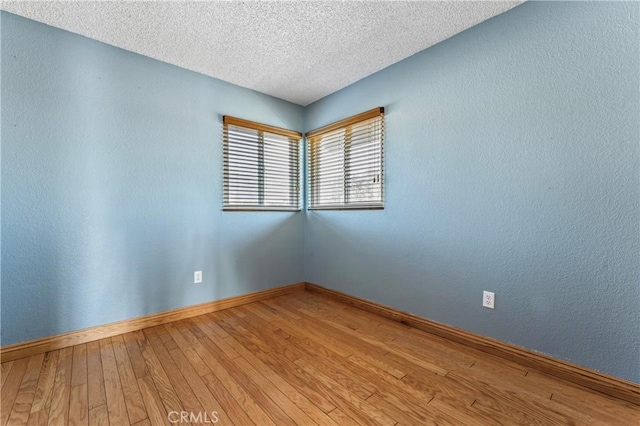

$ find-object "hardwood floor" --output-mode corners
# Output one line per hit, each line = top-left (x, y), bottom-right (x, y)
(2, 291), (639, 425)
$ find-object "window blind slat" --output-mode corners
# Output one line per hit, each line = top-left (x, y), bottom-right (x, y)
(225, 157), (298, 170)
(310, 160), (380, 176)
(225, 181), (298, 190)
(226, 146), (296, 160)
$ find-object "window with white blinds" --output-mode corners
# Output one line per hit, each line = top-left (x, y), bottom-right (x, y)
(307, 107), (384, 210)
(223, 116), (301, 211)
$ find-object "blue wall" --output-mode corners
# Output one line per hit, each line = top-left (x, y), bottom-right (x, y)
(1, 12), (305, 346)
(2, 2), (639, 384)
(305, 1), (639, 382)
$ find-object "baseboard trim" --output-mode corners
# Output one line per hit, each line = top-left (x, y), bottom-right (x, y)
(304, 282), (640, 406)
(1, 282), (305, 363)
(3, 280), (637, 405)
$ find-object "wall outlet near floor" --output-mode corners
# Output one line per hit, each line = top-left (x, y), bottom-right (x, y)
(483, 291), (495, 309)
(194, 270), (202, 284)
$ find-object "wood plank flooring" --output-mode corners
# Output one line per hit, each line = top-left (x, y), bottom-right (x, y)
(2, 291), (639, 425)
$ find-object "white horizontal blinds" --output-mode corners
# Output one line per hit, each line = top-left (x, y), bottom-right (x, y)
(308, 108), (384, 210)
(223, 117), (300, 211)
(346, 116), (383, 205)
(263, 132), (299, 208)
(309, 127), (346, 208)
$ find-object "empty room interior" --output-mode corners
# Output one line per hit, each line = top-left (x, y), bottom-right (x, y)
(1, 1), (639, 425)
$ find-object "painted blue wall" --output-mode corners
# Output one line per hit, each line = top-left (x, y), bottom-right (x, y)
(1, 12), (305, 346)
(304, 1), (640, 382)
(2, 2), (639, 384)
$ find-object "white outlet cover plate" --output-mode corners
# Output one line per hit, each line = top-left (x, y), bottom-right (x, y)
(194, 271), (202, 284)
(483, 291), (495, 309)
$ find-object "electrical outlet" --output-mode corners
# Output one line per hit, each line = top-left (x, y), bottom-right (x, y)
(483, 291), (495, 309)
(194, 270), (202, 284)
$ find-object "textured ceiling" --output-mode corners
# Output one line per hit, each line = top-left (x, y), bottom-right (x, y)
(1, 1), (523, 105)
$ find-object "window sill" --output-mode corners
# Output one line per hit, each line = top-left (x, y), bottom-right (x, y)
(223, 207), (301, 212)
(308, 206), (384, 211)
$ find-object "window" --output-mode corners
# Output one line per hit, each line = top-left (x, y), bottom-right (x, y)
(223, 116), (301, 211)
(307, 107), (384, 210)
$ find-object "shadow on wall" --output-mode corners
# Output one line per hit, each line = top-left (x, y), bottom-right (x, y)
(2, 210), (303, 347)
(304, 211), (640, 382)
(78, 211), (304, 338)
(1, 231), (66, 347)
(216, 212), (305, 295)
(306, 211), (440, 308)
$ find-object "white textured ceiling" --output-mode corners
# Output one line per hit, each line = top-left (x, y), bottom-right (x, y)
(1, 1), (523, 105)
